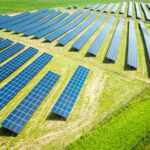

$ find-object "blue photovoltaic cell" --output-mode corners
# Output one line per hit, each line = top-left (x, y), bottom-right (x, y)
(0, 47), (38, 82)
(72, 14), (107, 51)
(106, 18), (124, 62)
(34, 10), (83, 38)
(140, 22), (150, 61)
(0, 9), (48, 29)
(0, 53), (53, 110)
(128, 2), (133, 17)
(0, 39), (14, 51)
(85, 4), (92, 9)
(45, 11), (90, 42)
(52, 65), (90, 119)
(120, 2), (127, 14)
(17, 10), (61, 34)
(141, 3), (150, 21)
(0, 43), (25, 63)
(90, 4), (100, 11)
(24, 12), (69, 36)
(104, 3), (114, 13)
(127, 20), (138, 69)
(111, 3), (120, 13)
(0, 37), (3, 41)
(97, 4), (106, 12)
(7, 10), (51, 32)
(58, 12), (98, 45)
(1, 71), (60, 134)
(147, 4), (150, 10)
(88, 16), (115, 56)
(135, 2), (142, 19)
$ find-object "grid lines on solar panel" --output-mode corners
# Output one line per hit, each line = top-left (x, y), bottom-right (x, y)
(72, 14), (107, 51)
(45, 11), (91, 42)
(57, 12), (98, 46)
(0, 43), (25, 63)
(34, 9), (83, 39)
(1, 71), (60, 134)
(24, 12), (69, 36)
(0, 53), (53, 110)
(52, 65), (90, 119)
(88, 16), (115, 56)
(0, 47), (38, 82)
(0, 39), (14, 51)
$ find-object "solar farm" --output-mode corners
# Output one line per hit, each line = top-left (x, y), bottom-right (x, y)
(0, 0), (150, 149)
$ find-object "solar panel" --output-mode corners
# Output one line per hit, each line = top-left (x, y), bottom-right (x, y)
(135, 2), (142, 19)
(0, 9), (48, 29)
(85, 4), (92, 9)
(1, 71), (60, 134)
(0, 43), (25, 63)
(104, 3), (114, 13)
(140, 22), (150, 61)
(52, 65), (89, 119)
(120, 2), (127, 14)
(7, 10), (52, 32)
(90, 4), (100, 11)
(0, 39), (14, 51)
(34, 10), (83, 39)
(24, 12), (69, 36)
(128, 2), (133, 17)
(72, 14), (106, 51)
(17, 10), (60, 34)
(0, 53), (53, 110)
(0, 37), (3, 41)
(127, 20), (138, 69)
(88, 16), (115, 56)
(147, 4), (150, 10)
(111, 3), (120, 13)
(106, 18), (124, 62)
(45, 11), (90, 42)
(97, 4), (106, 12)
(57, 12), (98, 46)
(141, 3), (150, 21)
(0, 47), (38, 82)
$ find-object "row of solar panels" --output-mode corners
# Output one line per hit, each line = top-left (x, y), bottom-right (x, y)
(0, 38), (90, 134)
(85, 2), (150, 20)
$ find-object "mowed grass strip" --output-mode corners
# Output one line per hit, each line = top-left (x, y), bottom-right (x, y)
(67, 86), (150, 150)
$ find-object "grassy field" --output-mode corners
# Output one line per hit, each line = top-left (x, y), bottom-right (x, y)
(0, 1), (150, 150)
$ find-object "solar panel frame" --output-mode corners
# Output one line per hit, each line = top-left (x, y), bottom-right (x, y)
(52, 65), (89, 119)
(0, 39), (14, 51)
(1, 71), (60, 134)
(0, 53), (53, 110)
(120, 2), (127, 14)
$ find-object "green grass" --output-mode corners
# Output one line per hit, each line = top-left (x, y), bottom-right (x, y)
(67, 86), (150, 150)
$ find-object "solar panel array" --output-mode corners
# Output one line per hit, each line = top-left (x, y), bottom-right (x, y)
(97, 4), (106, 12)
(52, 65), (89, 119)
(111, 3), (120, 13)
(45, 11), (90, 42)
(1, 71), (60, 134)
(85, 4), (92, 9)
(0, 47), (38, 82)
(88, 16), (115, 56)
(34, 9), (83, 38)
(7, 10), (52, 32)
(120, 2), (126, 14)
(140, 22), (150, 61)
(0, 43), (25, 63)
(0, 53), (52, 110)
(141, 3), (150, 21)
(0, 39), (14, 51)
(135, 2), (142, 19)
(72, 14), (107, 51)
(106, 18), (124, 62)
(104, 3), (114, 13)
(17, 10), (60, 34)
(128, 2), (133, 17)
(0, 37), (3, 41)
(90, 4), (100, 11)
(58, 12), (98, 46)
(127, 20), (138, 69)
(24, 12), (69, 36)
